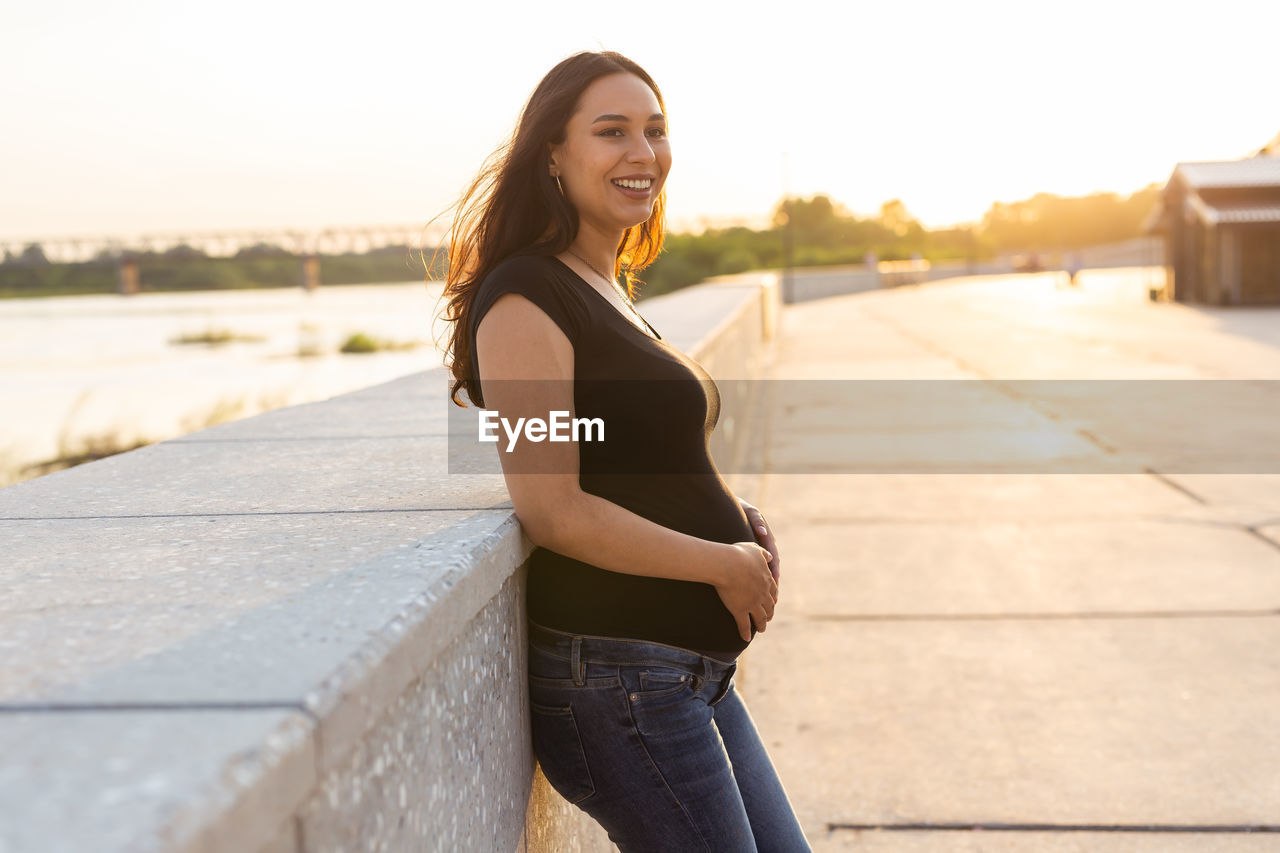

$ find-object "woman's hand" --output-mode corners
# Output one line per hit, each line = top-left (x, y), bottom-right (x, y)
(716, 541), (778, 642)
(739, 500), (781, 583)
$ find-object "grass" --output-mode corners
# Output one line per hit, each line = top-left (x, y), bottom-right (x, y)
(339, 332), (424, 354)
(15, 388), (295, 483)
(170, 328), (268, 346)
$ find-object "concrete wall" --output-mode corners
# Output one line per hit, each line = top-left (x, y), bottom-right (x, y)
(774, 261), (1008, 303)
(767, 238), (1166, 304)
(0, 274), (781, 853)
(776, 265), (881, 303)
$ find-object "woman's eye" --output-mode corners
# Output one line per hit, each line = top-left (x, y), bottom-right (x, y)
(599, 127), (668, 138)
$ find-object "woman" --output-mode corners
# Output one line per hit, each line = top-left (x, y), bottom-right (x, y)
(440, 50), (811, 851)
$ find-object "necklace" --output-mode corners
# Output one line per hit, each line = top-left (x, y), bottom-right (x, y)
(565, 248), (655, 336)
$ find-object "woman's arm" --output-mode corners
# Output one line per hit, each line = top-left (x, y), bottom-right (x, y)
(538, 489), (731, 587)
(475, 292), (776, 639)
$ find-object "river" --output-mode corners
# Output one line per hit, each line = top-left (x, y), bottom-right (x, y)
(0, 281), (451, 487)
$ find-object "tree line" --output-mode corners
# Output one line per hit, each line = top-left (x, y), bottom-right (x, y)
(2, 183), (1158, 299)
(637, 183), (1160, 296)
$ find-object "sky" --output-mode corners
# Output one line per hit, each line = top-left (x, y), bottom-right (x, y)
(3, 0), (1277, 244)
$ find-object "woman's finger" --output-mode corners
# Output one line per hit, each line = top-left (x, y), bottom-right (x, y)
(753, 518), (780, 569)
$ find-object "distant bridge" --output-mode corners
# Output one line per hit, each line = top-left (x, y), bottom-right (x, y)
(0, 223), (448, 294)
(0, 222), (445, 265)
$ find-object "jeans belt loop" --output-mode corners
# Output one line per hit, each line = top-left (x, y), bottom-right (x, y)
(570, 636), (584, 687)
(702, 656), (713, 688)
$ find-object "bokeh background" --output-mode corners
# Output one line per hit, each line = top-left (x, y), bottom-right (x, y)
(5, 0), (1276, 235)
(3, 0), (1277, 486)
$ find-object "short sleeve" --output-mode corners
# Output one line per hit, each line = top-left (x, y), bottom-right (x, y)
(468, 254), (588, 404)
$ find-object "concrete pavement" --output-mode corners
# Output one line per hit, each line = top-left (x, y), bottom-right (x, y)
(736, 268), (1280, 851)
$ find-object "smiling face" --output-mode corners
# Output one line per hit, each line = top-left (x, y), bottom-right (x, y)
(547, 72), (671, 234)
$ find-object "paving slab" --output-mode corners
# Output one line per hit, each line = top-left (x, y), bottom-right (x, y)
(739, 617), (1280, 833)
(819, 273), (1280, 381)
(765, 516), (1280, 617)
(1259, 521), (1280, 550)
(767, 425), (1109, 474)
(765, 377), (1280, 476)
(1152, 475), (1280, 518)
(774, 323), (970, 380)
(810, 831), (1280, 851)
(759, 473), (1200, 522)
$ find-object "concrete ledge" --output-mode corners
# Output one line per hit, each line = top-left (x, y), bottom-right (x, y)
(0, 274), (781, 852)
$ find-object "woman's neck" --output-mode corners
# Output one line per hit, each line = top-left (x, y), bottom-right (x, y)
(568, 222), (625, 280)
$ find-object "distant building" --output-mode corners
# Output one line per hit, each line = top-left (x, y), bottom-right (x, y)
(1144, 150), (1280, 305)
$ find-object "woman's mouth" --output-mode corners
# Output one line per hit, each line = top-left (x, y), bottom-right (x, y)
(611, 178), (653, 199)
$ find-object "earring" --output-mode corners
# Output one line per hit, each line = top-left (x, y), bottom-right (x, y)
(554, 174), (565, 197)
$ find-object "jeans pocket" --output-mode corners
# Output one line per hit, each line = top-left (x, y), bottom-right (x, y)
(636, 667), (696, 699)
(529, 701), (596, 805)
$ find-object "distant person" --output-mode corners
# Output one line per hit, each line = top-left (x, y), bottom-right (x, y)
(440, 50), (810, 850)
(1067, 251), (1083, 286)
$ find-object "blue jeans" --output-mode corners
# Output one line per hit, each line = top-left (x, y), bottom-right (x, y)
(526, 620), (812, 852)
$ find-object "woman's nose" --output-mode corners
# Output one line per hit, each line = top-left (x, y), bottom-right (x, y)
(628, 137), (656, 163)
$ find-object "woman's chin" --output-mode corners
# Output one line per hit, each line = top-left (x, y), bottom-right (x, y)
(584, 201), (657, 232)
(615, 205), (656, 229)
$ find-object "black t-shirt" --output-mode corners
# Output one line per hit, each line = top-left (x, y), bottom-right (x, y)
(467, 252), (756, 658)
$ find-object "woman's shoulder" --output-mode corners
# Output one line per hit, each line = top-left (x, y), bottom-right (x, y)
(482, 252), (563, 288)
(472, 252), (589, 342)
(481, 253), (589, 310)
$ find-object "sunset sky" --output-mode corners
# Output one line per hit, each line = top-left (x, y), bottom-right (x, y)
(3, 0), (1277, 242)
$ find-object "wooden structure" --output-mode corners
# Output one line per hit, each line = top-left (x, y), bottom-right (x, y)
(1145, 155), (1280, 305)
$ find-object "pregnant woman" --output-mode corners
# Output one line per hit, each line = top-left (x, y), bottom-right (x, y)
(440, 49), (811, 851)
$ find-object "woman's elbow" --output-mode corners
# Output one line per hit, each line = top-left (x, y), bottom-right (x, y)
(504, 474), (583, 550)
(512, 487), (583, 550)
(511, 502), (564, 550)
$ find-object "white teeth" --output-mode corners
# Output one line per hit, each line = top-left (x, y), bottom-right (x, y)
(612, 178), (652, 190)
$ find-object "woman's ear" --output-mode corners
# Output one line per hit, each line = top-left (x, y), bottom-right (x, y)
(546, 140), (564, 175)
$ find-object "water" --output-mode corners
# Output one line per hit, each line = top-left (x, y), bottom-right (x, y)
(0, 281), (453, 487)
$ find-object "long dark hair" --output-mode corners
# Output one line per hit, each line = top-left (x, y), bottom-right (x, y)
(430, 50), (668, 408)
